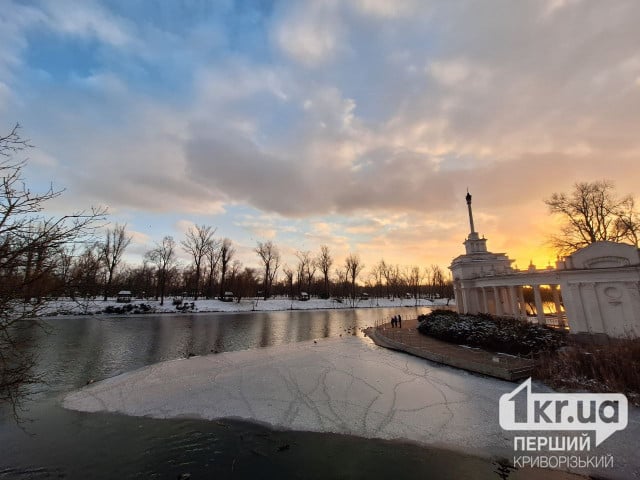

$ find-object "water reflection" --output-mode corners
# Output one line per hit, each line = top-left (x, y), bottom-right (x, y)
(22, 307), (427, 399)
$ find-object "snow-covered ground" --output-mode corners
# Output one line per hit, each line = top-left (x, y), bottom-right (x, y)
(39, 296), (454, 317)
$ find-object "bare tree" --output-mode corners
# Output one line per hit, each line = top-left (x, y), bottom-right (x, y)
(227, 259), (243, 302)
(204, 238), (222, 298)
(255, 241), (280, 300)
(616, 196), (640, 247)
(404, 266), (423, 306)
(55, 246), (75, 297)
(428, 264), (447, 300)
(218, 238), (235, 298)
(1, 124), (106, 419)
(306, 256), (317, 292)
(282, 264), (294, 298)
(296, 250), (314, 294)
(378, 260), (400, 299)
(146, 236), (176, 306)
(545, 180), (640, 254)
(70, 243), (103, 300)
(344, 253), (364, 303)
(315, 245), (333, 299)
(101, 224), (131, 301)
(125, 259), (155, 299)
(181, 225), (216, 300)
(231, 265), (256, 303)
(373, 259), (388, 298)
(333, 266), (348, 299)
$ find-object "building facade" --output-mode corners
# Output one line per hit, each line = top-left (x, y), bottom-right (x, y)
(449, 192), (640, 338)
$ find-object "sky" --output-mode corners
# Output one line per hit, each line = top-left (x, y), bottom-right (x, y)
(2, 0), (640, 276)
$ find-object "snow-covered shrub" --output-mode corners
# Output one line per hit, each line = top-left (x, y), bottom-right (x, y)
(417, 310), (565, 355)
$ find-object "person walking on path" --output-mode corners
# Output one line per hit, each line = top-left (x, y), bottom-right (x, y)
(398, 315), (402, 328)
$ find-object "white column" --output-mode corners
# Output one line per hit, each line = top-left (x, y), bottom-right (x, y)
(563, 282), (587, 333)
(481, 287), (489, 314)
(533, 285), (545, 325)
(493, 287), (503, 316)
(517, 286), (526, 319)
(473, 288), (482, 314)
(552, 285), (564, 327)
(502, 286), (511, 316)
(469, 288), (478, 314)
(624, 281), (640, 338)
(461, 286), (470, 314)
(508, 286), (519, 318)
(581, 282), (605, 334)
(454, 284), (463, 314)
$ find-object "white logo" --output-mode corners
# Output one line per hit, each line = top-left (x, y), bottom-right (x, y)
(499, 378), (628, 447)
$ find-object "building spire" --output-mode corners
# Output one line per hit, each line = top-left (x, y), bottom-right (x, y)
(462, 189), (488, 254)
(465, 189), (476, 235)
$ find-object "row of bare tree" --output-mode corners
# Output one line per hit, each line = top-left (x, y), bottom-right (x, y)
(8, 178), (639, 312)
(64, 227), (453, 306)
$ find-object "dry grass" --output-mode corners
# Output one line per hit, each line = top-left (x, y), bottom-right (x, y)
(534, 337), (640, 406)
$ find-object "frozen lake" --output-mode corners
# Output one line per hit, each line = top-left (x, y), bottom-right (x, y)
(1, 308), (632, 478)
(64, 335), (518, 456)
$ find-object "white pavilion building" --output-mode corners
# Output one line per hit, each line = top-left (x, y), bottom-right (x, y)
(449, 192), (640, 338)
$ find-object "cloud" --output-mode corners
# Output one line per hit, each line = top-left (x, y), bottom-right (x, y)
(234, 216), (280, 240)
(272, 1), (345, 67)
(350, 0), (421, 18)
(69, 72), (128, 95)
(542, 0), (584, 18)
(0, 81), (12, 113)
(17, 0), (640, 222)
(0, 0), (135, 80)
(427, 59), (492, 89)
(39, 0), (134, 47)
(0, 2), (46, 78)
(184, 122), (460, 217)
(4, 0), (640, 271)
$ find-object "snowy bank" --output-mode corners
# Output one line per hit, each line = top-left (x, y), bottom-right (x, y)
(39, 296), (453, 317)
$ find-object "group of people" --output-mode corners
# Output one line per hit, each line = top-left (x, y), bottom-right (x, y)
(390, 314), (402, 328)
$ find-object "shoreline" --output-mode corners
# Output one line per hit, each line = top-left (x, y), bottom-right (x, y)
(35, 297), (448, 321)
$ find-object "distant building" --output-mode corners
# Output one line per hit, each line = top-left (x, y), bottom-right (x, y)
(449, 192), (640, 338)
(116, 291), (132, 303)
(220, 291), (234, 302)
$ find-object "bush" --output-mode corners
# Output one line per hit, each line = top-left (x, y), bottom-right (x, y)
(417, 310), (565, 355)
(535, 338), (640, 405)
(104, 303), (151, 315)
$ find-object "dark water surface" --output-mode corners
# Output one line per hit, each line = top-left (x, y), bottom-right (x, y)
(0, 308), (584, 479)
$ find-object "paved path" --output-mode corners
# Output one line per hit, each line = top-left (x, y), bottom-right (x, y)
(368, 319), (535, 380)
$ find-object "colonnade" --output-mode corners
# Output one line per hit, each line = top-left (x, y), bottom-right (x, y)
(453, 282), (565, 327)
